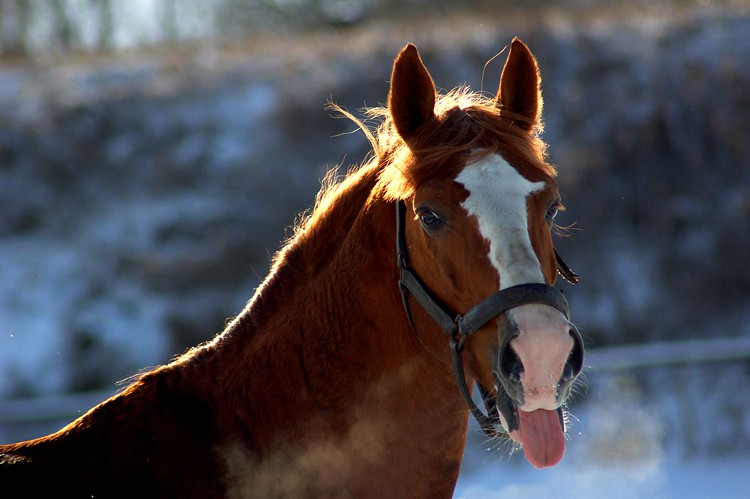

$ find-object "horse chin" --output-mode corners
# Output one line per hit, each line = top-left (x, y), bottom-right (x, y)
(494, 383), (520, 437)
(496, 405), (522, 444)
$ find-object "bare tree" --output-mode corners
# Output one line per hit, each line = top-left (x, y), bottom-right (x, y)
(1, 0), (31, 57)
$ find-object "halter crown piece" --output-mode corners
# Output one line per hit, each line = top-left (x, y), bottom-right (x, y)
(395, 200), (581, 437)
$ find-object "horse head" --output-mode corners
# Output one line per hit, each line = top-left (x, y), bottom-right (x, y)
(382, 39), (584, 468)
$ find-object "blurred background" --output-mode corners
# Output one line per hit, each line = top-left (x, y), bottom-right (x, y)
(1, 0), (749, 496)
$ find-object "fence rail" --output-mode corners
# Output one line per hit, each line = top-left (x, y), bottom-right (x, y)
(584, 336), (750, 371)
(0, 388), (117, 425)
(2, 336), (750, 426)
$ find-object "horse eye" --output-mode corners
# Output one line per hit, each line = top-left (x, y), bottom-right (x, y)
(418, 210), (443, 228)
(547, 204), (559, 221)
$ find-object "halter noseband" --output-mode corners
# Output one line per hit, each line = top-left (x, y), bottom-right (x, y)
(395, 200), (580, 437)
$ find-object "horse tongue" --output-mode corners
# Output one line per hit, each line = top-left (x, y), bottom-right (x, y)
(518, 409), (565, 469)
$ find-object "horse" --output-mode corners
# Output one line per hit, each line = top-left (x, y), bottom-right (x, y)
(0, 38), (583, 497)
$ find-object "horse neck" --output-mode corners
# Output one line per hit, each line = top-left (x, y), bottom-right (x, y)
(216, 163), (441, 409)
(200, 163), (470, 493)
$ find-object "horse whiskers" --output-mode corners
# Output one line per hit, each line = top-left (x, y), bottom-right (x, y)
(553, 221), (579, 239)
(561, 408), (583, 442)
(481, 433), (521, 464)
(568, 371), (590, 402)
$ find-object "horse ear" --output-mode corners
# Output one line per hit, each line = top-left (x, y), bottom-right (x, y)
(495, 38), (542, 133)
(388, 44), (437, 141)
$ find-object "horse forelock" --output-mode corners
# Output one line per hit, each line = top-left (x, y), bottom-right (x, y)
(373, 87), (555, 200)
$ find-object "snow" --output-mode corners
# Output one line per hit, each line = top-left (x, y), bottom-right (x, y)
(0, 215), (172, 397)
(0, 239), (77, 395)
(456, 454), (750, 499)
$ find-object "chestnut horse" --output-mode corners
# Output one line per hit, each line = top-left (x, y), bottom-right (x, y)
(0, 39), (583, 497)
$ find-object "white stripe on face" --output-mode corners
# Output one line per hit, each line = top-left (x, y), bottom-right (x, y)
(458, 154), (574, 418)
(456, 154), (545, 290)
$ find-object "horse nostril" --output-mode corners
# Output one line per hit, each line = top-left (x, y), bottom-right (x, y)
(561, 362), (574, 383)
(558, 326), (584, 401)
(566, 323), (585, 379)
(499, 339), (524, 383)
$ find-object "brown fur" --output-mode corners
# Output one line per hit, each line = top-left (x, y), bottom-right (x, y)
(0, 39), (564, 497)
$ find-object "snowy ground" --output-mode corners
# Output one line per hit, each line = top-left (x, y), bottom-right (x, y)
(456, 450), (750, 499)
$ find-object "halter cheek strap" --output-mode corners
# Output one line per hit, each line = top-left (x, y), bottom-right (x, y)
(395, 200), (580, 437)
(555, 248), (580, 284)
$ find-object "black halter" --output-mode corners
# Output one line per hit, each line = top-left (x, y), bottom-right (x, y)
(395, 200), (579, 437)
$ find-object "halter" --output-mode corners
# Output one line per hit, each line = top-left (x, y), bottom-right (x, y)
(395, 200), (580, 437)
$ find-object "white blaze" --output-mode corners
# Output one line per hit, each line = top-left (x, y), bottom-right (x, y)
(457, 153), (573, 415)
(456, 154), (545, 289)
